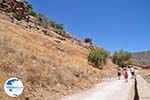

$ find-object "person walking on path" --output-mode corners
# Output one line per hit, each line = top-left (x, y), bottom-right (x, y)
(123, 68), (128, 82)
(117, 67), (122, 80)
(130, 66), (135, 79)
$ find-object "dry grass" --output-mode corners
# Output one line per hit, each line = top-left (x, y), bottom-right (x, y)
(0, 16), (117, 100)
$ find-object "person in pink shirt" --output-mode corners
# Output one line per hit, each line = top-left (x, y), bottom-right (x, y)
(123, 68), (128, 82)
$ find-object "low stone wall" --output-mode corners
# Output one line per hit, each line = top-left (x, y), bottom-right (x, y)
(136, 75), (150, 100)
(128, 79), (135, 100)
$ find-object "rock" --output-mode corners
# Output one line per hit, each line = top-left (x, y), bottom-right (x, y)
(57, 36), (66, 41)
(25, 97), (30, 100)
(42, 29), (47, 34)
(56, 47), (65, 53)
(63, 92), (67, 95)
(27, 21), (35, 29)
(0, 0), (30, 20)
(54, 39), (62, 44)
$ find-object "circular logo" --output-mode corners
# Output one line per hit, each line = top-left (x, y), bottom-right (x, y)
(4, 77), (24, 97)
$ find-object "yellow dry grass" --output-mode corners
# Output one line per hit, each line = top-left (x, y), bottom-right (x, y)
(0, 17), (117, 100)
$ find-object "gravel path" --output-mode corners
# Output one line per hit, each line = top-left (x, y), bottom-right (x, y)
(61, 72), (135, 100)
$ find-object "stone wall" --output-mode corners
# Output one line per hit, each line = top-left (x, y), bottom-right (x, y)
(0, 0), (29, 19)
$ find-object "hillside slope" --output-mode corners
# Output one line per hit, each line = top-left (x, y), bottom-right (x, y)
(132, 51), (150, 67)
(0, 13), (117, 100)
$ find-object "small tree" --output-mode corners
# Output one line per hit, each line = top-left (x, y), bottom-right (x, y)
(37, 13), (49, 28)
(48, 20), (56, 28)
(48, 20), (69, 37)
(55, 24), (64, 30)
(48, 20), (64, 30)
(29, 9), (37, 17)
(12, 13), (22, 21)
(112, 49), (132, 67)
(84, 38), (92, 43)
(26, 2), (37, 17)
(56, 29), (70, 38)
(37, 13), (68, 37)
(88, 48), (109, 68)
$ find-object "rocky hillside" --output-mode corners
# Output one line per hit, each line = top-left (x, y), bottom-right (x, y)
(132, 51), (150, 67)
(0, 1), (117, 100)
(0, 0), (29, 19)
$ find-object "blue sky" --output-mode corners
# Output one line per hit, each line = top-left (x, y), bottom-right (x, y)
(28, 0), (150, 53)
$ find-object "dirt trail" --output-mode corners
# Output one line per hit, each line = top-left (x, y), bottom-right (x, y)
(61, 72), (135, 100)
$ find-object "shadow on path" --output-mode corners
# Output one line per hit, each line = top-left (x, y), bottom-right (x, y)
(134, 77), (139, 100)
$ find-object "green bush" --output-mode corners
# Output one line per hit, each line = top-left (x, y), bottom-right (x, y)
(29, 10), (37, 17)
(12, 13), (22, 21)
(56, 29), (70, 38)
(112, 49), (132, 67)
(26, 3), (36, 17)
(88, 48), (109, 68)
(48, 20), (64, 30)
(55, 24), (64, 30)
(36, 13), (68, 37)
(48, 20), (69, 37)
(37, 13), (49, 28)
(84, 38), (92, 43)
(48, 20), (56, 28)
(37, 13), (65, 31)
(27, 3), (33, 9)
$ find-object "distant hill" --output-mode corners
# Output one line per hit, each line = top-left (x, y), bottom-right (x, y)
(132, 51), (150, 66)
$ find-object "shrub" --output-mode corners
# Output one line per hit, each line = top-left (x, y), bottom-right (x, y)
(55, 29), (70, 38)
(29, 10), (37, 17)
(37, 13), (49, 28)
(48, 20), (56, 28)
(37, 13), (68, 37)
(112, 49), (132, 67)
(26, 2), (37, 17)
(55, 24), (64, 30)
(84, 38), (92, 43)
(12, 13), (22, 21)
(48, 20), (69, 37)
(27, 3), (33, 9)
(88, 48), (109, 68)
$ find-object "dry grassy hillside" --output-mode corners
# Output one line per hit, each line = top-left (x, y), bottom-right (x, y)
(0, 14), (117, 100)
(132, 51), (150, 67)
